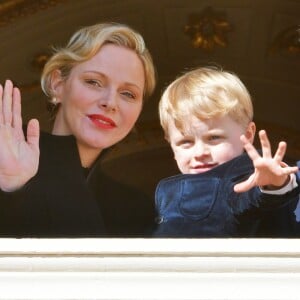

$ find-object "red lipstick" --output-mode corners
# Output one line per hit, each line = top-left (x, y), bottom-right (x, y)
(88, 114), (116, 129)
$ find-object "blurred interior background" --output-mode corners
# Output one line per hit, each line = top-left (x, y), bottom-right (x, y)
(0, 0), (299, 198)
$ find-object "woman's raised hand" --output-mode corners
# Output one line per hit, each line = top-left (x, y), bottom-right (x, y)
(234, 130), (299, 193)
(0, 80), (40, 192)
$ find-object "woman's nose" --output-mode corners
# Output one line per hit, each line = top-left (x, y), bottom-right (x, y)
(98, 88), (118, 112)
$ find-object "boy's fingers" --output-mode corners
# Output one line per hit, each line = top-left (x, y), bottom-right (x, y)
(233, 173), (255, 193)
(234, 179), (253, 193)
(241, 135), (260, 161)
(283, 166), (299, 175)
(259, 130), (272, 158)
(273, 141), (287, 162)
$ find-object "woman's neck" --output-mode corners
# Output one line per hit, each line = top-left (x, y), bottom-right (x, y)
(77, 142), (102, 168)
(51, 113), (102, 167)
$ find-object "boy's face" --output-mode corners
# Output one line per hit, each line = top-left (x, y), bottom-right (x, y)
(168, 115), (254, 174)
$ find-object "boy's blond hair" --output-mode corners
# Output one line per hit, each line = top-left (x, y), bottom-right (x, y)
(159, 66), (253, 140)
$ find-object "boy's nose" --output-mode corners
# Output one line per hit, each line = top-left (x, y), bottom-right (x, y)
(194, 142), (210, 158)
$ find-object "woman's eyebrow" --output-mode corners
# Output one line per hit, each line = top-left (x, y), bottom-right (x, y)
(83, 70), (142, 91)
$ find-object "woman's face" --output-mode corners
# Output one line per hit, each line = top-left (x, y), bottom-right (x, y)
(53, 44), (145, 159)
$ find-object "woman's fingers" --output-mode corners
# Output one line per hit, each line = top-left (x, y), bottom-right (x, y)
(12, 86), (22, 133)
(0, 80), (24, 138)
(0, 80), (24, 141)
(3, 80), (13, 125)
(26, 119), (40, 152)
(0, 84), (3, 124)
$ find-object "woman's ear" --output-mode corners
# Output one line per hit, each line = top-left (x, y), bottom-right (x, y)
(50, 69), (64, 102)
(244, 121), (256, 144)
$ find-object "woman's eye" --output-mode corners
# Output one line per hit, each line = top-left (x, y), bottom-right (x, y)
(121, 91), (136, 100)
(86, 79), (101, 87)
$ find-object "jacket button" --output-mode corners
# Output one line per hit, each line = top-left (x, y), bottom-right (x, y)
(155, 216), (164, 224)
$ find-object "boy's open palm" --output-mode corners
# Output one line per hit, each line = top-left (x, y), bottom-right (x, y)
(234, 130), (298, 193)
(0, 80), (40, 192)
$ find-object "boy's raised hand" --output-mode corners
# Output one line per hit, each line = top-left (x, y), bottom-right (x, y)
(234, 130), (298, 193)
(0, 80), (40, 192)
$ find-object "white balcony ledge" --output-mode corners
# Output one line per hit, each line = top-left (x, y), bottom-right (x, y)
(0, 238), (300, 300)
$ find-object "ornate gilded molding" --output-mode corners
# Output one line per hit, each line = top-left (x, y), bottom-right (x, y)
(269, 25), (300, 56)
(18, 52), (51, 93)
(184, 6), (232, 51)
(31, 52), (51, 72)
(0, 0), (66, 27)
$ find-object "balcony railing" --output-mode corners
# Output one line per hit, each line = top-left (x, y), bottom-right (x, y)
(0, 238), (300, 299)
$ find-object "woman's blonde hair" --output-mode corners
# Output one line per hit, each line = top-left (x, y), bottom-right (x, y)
(159, 66), (253, 140)
(41, 22), (156, 109)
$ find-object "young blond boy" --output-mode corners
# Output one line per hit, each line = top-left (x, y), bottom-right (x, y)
(153, 67), (299, 237)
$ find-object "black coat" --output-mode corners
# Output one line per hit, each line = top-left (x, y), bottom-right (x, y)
(0, 131), (155, 237)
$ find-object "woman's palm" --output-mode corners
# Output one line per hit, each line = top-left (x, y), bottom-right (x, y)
(0, 81), (40, 192)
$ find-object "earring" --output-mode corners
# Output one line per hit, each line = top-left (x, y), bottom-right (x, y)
(52, 97), (58, 105)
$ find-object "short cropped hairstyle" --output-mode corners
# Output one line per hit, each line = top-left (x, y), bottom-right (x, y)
(159, 66), (253, 141)
(41, 22), (156, 104)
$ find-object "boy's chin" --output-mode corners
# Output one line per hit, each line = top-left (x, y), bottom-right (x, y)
(188, 166), (217, 174)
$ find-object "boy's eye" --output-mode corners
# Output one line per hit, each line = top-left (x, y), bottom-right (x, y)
(177, 139), (193, 147)
(209, 135), (221, 140)
(207, 135), (224, 143)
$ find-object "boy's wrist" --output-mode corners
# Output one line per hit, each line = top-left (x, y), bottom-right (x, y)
(262, 175), (290, 191)
(260, 174), (297, 195)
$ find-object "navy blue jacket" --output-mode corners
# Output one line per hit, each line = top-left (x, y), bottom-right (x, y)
(152, 153), (300, 237)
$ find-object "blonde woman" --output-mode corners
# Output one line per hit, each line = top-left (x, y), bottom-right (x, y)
(0, 23), (156, 237)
